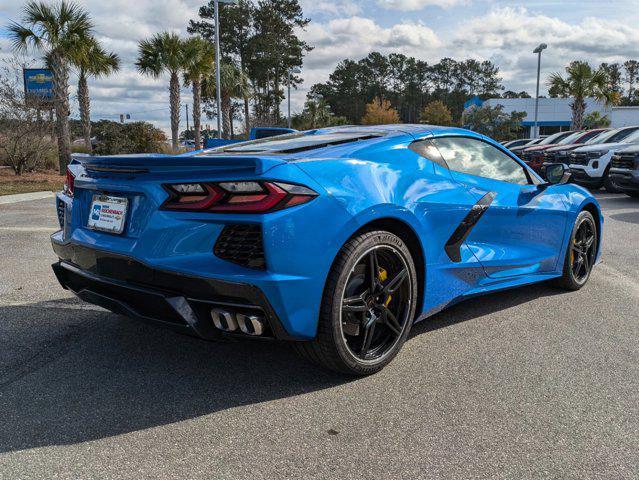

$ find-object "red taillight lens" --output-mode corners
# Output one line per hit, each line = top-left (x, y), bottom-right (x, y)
(161, 181), (318, 213)
(64, 168), (75, 197)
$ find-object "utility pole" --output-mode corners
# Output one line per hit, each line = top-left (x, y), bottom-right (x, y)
(213, 1), (238, 139)
(287, 67), (301, 129)
(533, 43), (547, 138)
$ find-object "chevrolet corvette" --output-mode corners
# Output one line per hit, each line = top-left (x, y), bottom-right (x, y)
(52, 125), (603, 375)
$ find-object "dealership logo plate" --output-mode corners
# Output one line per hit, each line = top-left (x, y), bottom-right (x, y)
(87, 195), (128, 234)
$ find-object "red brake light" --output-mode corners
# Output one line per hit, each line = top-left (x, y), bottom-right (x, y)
(161, 181), (318, 213)
(64, 168), (75, 197)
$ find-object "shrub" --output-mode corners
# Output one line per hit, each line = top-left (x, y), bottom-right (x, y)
(420, 100), (454, 126)
(361, 98), (400, 125)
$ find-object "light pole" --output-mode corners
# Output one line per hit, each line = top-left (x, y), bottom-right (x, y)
(288, 67), (301, 129)
(533, 43), (547, 138)
(213, 0), (237, 139)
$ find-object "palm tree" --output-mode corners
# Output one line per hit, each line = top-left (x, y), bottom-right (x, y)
(74, 37), (119, 151)
(182, 37), (214, 150)
(136, 32), (184, 150)
(8, 0), (94, 174)
(548, 62), (621, 130)
(204, 62), (250, 140)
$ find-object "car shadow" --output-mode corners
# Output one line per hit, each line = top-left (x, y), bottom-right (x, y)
(608, 211), (639, 225)
(0, 283), (566, 453)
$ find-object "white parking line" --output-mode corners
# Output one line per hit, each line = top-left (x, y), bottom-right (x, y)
(0, 227), (59, 233)
(0, 191), (54, 205)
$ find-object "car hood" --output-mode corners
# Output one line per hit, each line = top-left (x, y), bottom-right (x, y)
(614, 144), (639, 154)
(523, 143), (562, 152)
(545, 143), (585, 153)
(572, 141), (633, 152)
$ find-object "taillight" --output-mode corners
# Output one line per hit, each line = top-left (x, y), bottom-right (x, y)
(161, 181), (318, 213)
(64, 167), (75, 197)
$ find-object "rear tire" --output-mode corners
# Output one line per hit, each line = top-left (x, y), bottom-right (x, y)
(295, 231), (418, 375)
(553, 211), (597, 291)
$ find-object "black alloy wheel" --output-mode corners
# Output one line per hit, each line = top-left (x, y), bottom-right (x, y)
(554, 210), (598, 291)
(340, 246), (412, 363)
(570, 215), (597, 285)
(295, 231), (418, 375)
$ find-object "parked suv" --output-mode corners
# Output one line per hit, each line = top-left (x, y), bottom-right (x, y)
(508, 137), (544, 157)
(569, 126), (639, 192)
(609, 144), (639, 198)
(521, 130), (578, 174)
(542, 129), (608, 167)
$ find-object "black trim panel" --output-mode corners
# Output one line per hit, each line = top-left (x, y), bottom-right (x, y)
(51, 240), (297, 341)
(445, 192), (496, 263)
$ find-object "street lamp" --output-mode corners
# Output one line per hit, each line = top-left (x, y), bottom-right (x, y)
(532, 43), (547, 138)
(288, 67), (301, 129)
(213, 0), (237, 139)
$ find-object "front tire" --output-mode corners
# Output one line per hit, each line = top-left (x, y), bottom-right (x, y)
(553, 211), (598, 291)
(604, 168), (622, 193)
(295, 231), (418, 375)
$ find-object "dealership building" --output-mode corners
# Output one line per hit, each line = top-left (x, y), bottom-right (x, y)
(474, 97), (639, 137)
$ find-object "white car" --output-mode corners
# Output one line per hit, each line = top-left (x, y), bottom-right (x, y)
(569, 126), (639, 191)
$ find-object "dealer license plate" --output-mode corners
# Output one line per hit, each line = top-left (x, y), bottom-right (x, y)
(87, 195), (128, 234)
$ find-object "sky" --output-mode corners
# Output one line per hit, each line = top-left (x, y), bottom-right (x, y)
(2, 0), (639, 133)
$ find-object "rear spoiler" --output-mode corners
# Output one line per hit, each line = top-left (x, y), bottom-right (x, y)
(77, 154), (287, 176)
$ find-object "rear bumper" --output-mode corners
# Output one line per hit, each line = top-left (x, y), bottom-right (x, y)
(51, 239), (299, 341)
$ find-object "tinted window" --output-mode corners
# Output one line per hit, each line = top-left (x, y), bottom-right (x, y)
(608, 127), (639, 143)
(200, 131), (384, 155)
(432, 137), (530, 185)
(538, 131), (574, 145)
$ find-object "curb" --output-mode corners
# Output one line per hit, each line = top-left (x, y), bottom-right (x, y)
(0, 191), (54, 205)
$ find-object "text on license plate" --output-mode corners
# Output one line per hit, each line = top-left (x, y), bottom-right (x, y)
(87, 195), (128, 234)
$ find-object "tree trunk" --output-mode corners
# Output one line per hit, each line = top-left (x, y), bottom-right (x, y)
(169, 71), (180, 150)
(222, 94), (231, 140)
(78, 70), (92, 151)
(244, 96), (250, 140)
(229, 104), (234, 139)
(571, 97), (586, 130)
(50, 52), (71, 175)
(192, 77), (202, 150)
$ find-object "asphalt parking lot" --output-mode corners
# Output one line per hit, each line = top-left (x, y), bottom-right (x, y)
(0, 193), (637, 479)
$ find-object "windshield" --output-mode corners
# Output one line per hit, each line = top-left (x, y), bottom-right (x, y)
(538, 131), (572, 145)
(557, 131), (584, 145)
(199, 131), (384, 155)
(620, 129), (639, 144)
(588, 127), (639, 144)
(586, 129), (619, 144)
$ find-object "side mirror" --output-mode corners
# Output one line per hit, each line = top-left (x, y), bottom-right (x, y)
(544, 163), (571, 185)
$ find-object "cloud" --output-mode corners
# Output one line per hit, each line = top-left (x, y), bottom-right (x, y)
(377, 0), (468, 11)
(302, 16), (442, 68)
(451, 7), (639, 92)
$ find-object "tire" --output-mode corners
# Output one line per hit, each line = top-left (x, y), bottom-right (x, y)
(604, 168), (622, 193)
(553, 210), (598, 291)
(626, 192), (639, 198)
(295, 231), (418, 375)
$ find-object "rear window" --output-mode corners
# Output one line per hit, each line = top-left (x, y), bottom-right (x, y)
(199, 131), (384, 155)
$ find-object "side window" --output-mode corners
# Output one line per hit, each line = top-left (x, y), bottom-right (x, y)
(408, 140), (447, 168)
(432, 137), (530, 185)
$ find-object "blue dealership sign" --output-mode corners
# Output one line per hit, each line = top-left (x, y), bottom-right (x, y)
(23, 68), (54, 100)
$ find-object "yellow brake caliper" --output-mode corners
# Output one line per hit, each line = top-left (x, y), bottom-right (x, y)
(378, 268), (392, 306)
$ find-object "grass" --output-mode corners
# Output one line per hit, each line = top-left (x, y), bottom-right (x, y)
(0, 169), (64, 196)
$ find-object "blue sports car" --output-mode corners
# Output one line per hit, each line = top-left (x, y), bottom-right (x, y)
(52, 125), (602, 375)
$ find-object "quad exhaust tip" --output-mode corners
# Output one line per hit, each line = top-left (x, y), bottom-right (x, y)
(210, 308), (265, 336)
